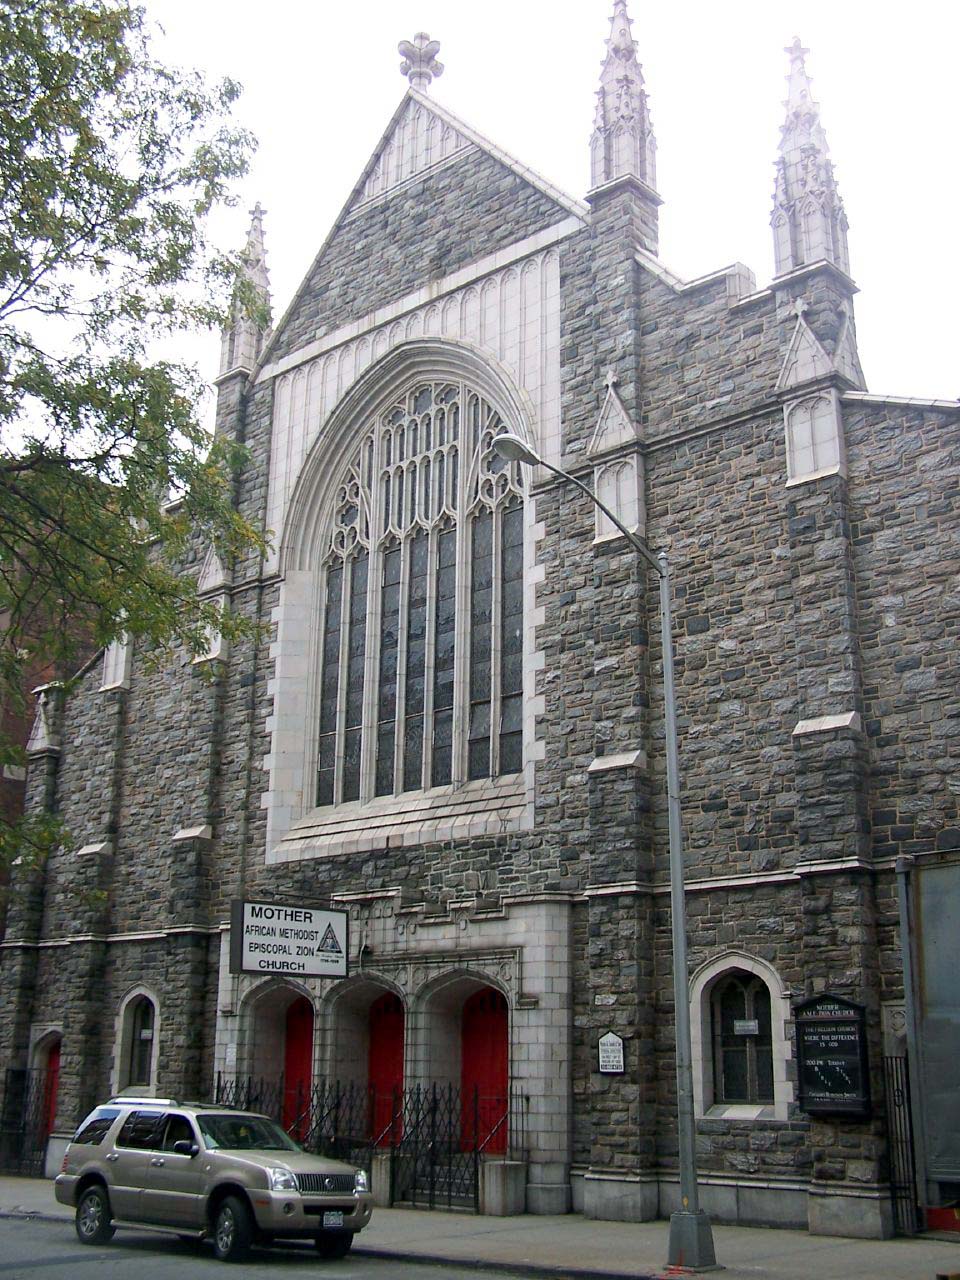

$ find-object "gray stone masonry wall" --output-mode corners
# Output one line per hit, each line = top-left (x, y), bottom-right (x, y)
(846, 404), (960, 862)
(640, 412), (796, 883)
(267, 148), (573, 367)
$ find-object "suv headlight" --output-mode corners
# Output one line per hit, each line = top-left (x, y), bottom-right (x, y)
(267, 1166), (299, 1192)
(354, 1168), (369, 1194)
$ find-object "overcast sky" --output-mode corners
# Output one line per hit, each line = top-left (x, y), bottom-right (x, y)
(145, 0), (957, 404)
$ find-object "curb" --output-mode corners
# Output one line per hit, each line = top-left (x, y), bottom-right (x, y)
(354, 1245), (662, 1280)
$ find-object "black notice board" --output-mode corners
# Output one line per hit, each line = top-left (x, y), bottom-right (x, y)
(794, 994), (871, 1118)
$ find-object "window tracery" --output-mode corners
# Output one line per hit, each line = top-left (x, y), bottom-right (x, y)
(316, 379), (524, 808)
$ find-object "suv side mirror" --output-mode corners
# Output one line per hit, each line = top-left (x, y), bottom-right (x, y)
(173, 1140), (199, 1157)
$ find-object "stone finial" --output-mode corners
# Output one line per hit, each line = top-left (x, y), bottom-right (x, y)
(399, 33), (443, 92)
(589, 0), (657, 192)
(219, 203), (272, 378)
(771, 38), (850, 277)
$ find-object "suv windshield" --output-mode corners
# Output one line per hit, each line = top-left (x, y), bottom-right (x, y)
(196, 1113), (300, 1152)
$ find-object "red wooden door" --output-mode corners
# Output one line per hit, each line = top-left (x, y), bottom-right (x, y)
(461, 988), (508, 1153)
(42, 1040), (61, 1137)
(368, 992), (404, 1143)
(282, 996), (314, 1138)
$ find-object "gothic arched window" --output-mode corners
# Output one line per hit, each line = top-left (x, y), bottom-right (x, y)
(124, 996), (156, 1089)
(711, 971), (773, 1105)
(315, 379), (524, 808)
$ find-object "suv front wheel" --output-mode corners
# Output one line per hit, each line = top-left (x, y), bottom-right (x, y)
(213, 1195), (254, 1262)
(75, 1184), (115, 1246)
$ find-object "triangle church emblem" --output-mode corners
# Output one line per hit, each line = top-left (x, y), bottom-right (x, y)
(317, 924), (343, 956)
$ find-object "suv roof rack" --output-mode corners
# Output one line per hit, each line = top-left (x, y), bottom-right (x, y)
(107, 1096), (180, 1107)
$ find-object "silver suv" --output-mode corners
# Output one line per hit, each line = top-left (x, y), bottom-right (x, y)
(54, 1097), (374, 1261)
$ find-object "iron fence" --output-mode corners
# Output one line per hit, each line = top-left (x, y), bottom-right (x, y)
(882, 1055), (919, 1235)
(0, 1067), (50, 1177)
(215, 1074), (524, 1210)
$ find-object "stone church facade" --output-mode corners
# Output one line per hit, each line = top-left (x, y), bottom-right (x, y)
(2, 5), (959, 1240)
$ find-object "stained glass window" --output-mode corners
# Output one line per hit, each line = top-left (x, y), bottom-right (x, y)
(317, 380), (524, 807)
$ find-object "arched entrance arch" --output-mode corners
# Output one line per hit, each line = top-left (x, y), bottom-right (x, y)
(326, 978), (405, 1142)
(461, 987), (508, 1153)
(33, 1031), (61, 1137)
(242, 981), (315, 1134)
(414, 973), (509, 1154)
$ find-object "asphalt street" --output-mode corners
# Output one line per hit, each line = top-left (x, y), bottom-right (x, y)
(0, 1215), (508, 1280)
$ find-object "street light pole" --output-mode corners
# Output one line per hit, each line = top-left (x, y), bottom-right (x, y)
(492, 433), (716, 1270)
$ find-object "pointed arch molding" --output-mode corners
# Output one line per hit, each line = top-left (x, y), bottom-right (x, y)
(281, 339), (537, 576)
(688, 950), (794, 1122)
(265, 338), (544, 859)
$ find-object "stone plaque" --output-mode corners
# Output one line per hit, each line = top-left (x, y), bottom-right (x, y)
(794, 994), (870, 1118)
(598, 1031), (625, 1075)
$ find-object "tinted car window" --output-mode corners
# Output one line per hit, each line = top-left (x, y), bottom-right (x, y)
(73, 1109), (121, 1145)
(197, 1113), (299, 1151)
(161, 1114), (196, 1150)
(117, 1110), (165, 1150)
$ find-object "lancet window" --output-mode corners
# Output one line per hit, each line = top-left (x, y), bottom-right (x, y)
(316, 379), (524, 808)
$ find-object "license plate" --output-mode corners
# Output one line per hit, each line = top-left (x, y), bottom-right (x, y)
(323, 1211), (344, 1228)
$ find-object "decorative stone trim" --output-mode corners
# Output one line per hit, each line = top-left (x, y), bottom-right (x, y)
(586, 750), (647, 773)
(792, 711), (861, 736)
(795, 857), (872, 878)
(172, 825), (213, 844)
(258, 217), (580, 384)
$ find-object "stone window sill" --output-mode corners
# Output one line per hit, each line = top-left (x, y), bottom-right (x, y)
(268, 773), (529, 864)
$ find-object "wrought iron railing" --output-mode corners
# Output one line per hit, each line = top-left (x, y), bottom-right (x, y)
(0, 1067), (51, 1177)
(214, 1074), (524, 1211)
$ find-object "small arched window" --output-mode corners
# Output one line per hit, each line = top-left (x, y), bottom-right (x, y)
(711, 971), (773, 1105)
(125, 996), (156, 1089)
(785, 394), (841, 481)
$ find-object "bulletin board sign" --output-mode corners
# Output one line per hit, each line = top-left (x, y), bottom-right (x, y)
(794, 994), (870, 1118)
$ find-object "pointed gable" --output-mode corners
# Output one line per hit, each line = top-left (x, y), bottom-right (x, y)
(776, 310), (833, 392)
(259, 88), (586, 373)
(349, 97), (473, 213)
(588, 380), (640, 456)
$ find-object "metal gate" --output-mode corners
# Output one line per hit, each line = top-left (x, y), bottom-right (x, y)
(0, 1067), (50, 1177)
(215, 1075), (522, 1211)
(883, 1055), (919, 1235)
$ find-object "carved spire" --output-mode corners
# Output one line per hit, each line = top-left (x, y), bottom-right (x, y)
(219, 203), (272, 378)
(399, 33), (443, 92)
(590, 0), (657, 192)
(771, 39), (850, 277)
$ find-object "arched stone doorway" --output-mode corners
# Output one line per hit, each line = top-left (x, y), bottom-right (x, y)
(34, 1033), (61, 1137)
(283, 996), (314, 1136)
(328, 980), (405, 1142)
(369, 992), (404, 1142)
(415, 976), (510, 1153)
(244, 983), (314, 1134)
(461, 988), (508, 1153)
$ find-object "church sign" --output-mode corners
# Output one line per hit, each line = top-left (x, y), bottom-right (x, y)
(598, 1031), (625, 1075)
(794, 994), (870, 1118)
(230, 900), (349, 978)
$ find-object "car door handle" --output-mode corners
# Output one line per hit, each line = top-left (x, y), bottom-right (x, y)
(106, 1153), (119, 1162)
(150, 1157), (165, 1167)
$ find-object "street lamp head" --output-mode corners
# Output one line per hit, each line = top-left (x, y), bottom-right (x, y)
(491, 432), (541, 467)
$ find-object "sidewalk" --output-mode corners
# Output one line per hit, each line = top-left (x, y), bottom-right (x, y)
(2, 1174), (960, 1279)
